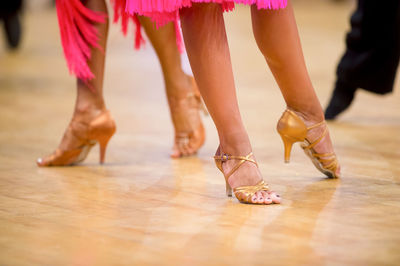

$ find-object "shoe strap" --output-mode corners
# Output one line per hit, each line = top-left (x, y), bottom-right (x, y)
(312, 152), (335, 158)
(213, 152), (258, 180)
(324, 160), (338, 171)
(67, 120), (89, 142)
(233, 180), (270, 203)
(307, 120), (326, 130)
(303, 126), (328, 150)
(304, 120), (339, 172)
(234, 180), (269, 194)
(312, 151), (338, 171)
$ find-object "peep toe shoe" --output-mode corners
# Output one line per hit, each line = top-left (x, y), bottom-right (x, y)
(170, 77), (206, 158)
(214, 147), (279, 205)
(37, 110), (116, 166)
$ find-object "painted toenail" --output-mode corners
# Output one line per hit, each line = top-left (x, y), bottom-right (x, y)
(37, 158), (42, 163)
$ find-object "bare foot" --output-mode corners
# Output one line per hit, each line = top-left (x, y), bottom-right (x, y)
(168, 76), (206, 158)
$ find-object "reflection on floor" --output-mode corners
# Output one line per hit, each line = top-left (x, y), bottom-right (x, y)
(0, 0), (399, 265)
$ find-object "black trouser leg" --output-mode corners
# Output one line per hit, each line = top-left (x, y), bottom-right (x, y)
(325, 0), (400, 120)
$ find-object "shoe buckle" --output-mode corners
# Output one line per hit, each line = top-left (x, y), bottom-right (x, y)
(221, 154), (229, 161)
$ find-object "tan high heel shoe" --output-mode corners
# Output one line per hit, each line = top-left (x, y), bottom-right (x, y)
(37, 110), (116, 166)
(277, 109), (340, 178)
(170, 77), (206, 158)
(214, 147), (277, 204)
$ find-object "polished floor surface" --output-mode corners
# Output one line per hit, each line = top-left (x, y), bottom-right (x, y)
(0, 0), (400, 265)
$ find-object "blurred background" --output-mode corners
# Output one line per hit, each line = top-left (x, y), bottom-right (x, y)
(1, 0), (398, 162)
(0, 0), (400, 265)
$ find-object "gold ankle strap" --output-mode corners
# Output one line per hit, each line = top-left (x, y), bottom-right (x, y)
(306, 120), (326, 130)
(214, 152), (258, 179)
(304, 126), (328, 150)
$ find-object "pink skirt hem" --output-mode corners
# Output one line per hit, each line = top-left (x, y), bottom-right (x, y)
(126, 0), (287, 26)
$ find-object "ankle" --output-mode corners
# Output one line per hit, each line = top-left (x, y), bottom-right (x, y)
(219, 132), (252, 156)
(74, 101), (106, 118)
(288, 106), (324, 125)
(165, 74), (193, 99)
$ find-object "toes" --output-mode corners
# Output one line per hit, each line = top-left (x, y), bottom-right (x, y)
(251, 191), (281, 204)
(252, 191), (274, 204)
(36, 157), (50, 167)
(335, 165), (341, 178)
(243, 191), (278, 205)
(264, 196), (273, 204)
(179, 142), (191, 157)
(257, 191), (270, 204)
(174, 127), (204, 158)
(185, 137), (203, 157)
(268, 191), (281, 204)
(251, 194), (259, 203)
(260, 191), (268, 202)
(176, 137), (198, 157)
(172, 139), (189, 158)
(36, 157), (45, 166)
(170, 145), (181, 158)
(256, 191), (265, 204)
(185, 145), (196, 156)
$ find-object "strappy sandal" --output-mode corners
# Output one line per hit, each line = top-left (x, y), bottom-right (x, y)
(277, 109), (340, 178)
(37, 110), (116, 166)
(214, 147), (279, 204)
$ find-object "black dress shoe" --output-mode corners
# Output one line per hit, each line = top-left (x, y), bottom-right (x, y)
(3, 13), (21, 49)
(325, 81), (357, 120)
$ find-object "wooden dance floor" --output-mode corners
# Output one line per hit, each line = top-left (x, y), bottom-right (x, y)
(1, 0), (399, 265)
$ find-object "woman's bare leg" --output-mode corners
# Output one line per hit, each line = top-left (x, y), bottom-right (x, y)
(138, 17), (205, 158)
(74, 0), (108, 117)
(251, 3), (340, 176)
(37, 0), (109, 166)
(180, 3), (280, 204)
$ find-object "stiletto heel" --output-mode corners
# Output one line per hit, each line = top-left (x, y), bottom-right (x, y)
(90, 111), (116, 164)
(98, 135), (111, 164)
(277, 109), (340, 178)
(225, 181), (233, 197)
(214, 147), (277, 205)
(37, 110), (116, 167)
(278, 134), (296, 163)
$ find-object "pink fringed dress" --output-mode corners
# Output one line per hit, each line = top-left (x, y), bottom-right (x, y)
(56, 0), (286, 83)
(126, 0), (287, 27)
(56, 0), (147, 83)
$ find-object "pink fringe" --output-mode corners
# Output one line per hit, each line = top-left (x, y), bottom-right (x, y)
(174, 19), (185, 53)
(112, 0), (145, 49)
(57, 0), (274, 82)
(113, 0), (184, 53)
(126, 0), (287, 27)
(114, 0), (184, 52)
(56, 0), (106, 82)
